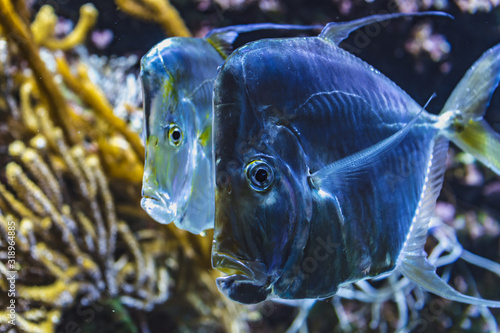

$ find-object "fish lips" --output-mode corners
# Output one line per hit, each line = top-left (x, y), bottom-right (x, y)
(216, 275), (269, 304)
(213, 252), (270, 304)
(140, 194), (177, 225)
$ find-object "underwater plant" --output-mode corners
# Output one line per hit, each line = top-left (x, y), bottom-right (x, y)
(0, 1), (246, 332)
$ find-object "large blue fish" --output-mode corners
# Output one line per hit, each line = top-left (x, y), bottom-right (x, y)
(140, 24), (322, 234)
(212, 13), (500, 305)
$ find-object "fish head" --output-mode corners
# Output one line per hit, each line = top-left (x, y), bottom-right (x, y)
(212, 51), (313, 303)
(140, 38), (220, 234)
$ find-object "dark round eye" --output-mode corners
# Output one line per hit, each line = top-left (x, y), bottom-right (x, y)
(245, 160), (274, 192)
(168, 124), (183, 146)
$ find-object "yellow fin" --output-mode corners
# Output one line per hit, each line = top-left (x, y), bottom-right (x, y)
(198, 124), (211, 147)
(448, 119), (500, 174)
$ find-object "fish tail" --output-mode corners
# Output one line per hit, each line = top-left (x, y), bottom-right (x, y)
(438, 43), (500, 174)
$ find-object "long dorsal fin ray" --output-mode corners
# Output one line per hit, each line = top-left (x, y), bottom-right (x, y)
(319, 11), (453, 45)
(206, 23), (323, 58)
(398, 136), (500, 307)
(309, 107), (425, 193)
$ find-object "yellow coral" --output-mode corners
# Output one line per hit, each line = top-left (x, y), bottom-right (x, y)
(0, 0), (80, 144)
(19, 81), (40, 134)
(116, 0), (192, 37)
(0, 2), (246, 332)
(31, 4), (98, 50)
(30, 5), (57, 46)
(56, 56), (145, 165)
(0, 130), (177, 331)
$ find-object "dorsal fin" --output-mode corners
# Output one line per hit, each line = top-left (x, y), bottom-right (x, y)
(319, 11), (453, 44)
(206, 30), (237, 58)
(206, 23), (323, 58)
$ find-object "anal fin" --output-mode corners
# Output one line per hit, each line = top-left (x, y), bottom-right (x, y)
(400, 254), (500, 307)
(398, 136), (500, 307)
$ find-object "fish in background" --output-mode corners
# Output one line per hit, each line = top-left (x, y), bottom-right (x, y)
(140, 23), (322, 234)
(212, 12), (500, 306)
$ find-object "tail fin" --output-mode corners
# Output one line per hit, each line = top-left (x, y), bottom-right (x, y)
(439, 43), (500, 174)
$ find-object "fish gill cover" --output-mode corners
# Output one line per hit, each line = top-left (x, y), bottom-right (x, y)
(0, 0), (499, 333)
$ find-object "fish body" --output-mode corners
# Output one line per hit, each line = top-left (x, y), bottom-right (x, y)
(141, 24), (322, 234)
(212, 14), (500, 305)
(141, 37), (218, 234)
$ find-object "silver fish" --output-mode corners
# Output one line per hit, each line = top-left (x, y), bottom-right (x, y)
(212, 13), (500, 305)
(140, 24), (322, 234)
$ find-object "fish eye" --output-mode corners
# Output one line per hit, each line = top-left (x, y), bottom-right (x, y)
(245, 160), (274, 192)
(168, 124), (183, 146)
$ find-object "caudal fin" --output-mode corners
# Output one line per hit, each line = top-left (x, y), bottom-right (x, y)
(439, 43), (500, 174)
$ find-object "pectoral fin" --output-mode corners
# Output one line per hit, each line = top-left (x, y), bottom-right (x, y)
(309, 108), (423, 193)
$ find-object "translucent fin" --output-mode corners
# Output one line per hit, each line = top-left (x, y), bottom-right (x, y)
(447, 119), (500, 174)
(309, 108), (423, 192)
(206, 23), (323, 58)
(439, 43), (500, 174)
(319, 11), (452, 45)
(398, 136), (500, 307)
(205, 30), (237, 58)
(441, 43), (500, 120)
(399, 254), (500, 307)
(198, 122), (211, 147)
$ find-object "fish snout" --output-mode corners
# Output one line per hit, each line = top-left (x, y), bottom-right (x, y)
(212, 252), (269, 303)
(216, 274), (269, 304)
(140, 191), (177, 225)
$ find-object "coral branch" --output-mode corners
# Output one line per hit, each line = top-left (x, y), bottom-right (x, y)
(56, 56), (145, 164)
(31, 3), (98, 50)
(19, 80), (39, 133)
(115, 0), (191, 37)
(0, 0), (81, 145)
(30, 5), (57, 46)
(46, 4), (98, 50)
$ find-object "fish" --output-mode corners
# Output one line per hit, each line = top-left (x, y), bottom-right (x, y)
(140, 23), (322, 234)
(211, 12), (500, 305)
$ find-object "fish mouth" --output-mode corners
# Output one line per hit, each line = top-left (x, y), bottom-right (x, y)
(140, 194), (177, 225)
(212, 252), (270, 304)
